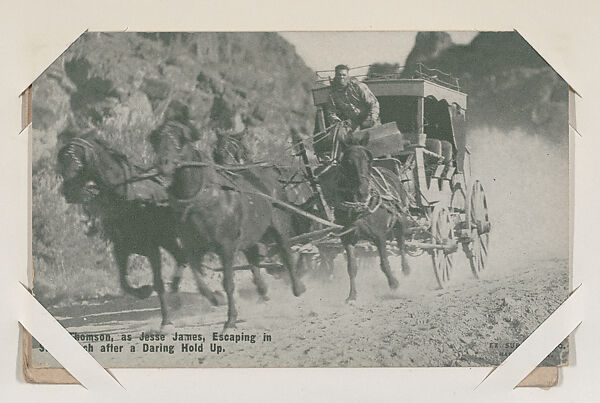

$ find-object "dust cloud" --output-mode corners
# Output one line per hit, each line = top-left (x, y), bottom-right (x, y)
(467, 126), (569, 269)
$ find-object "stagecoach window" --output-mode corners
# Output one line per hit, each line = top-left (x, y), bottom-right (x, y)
(423, 98), (454, 148)
(376, 96), (418, 133)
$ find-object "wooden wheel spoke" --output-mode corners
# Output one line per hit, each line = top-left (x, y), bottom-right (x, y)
(431, 205), (454, 289)
(464, 180), (490, 279)
(479, 240), (488, 266)
(440, 254), (446, 281)
(480, 234), (489, 256)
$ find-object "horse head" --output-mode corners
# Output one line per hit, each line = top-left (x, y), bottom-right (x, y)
(150, 119), (213, 200)
(150, 120), (200, 182)
(58, 136), (131, 203)
(339, 145), (373, 202)
(213, 130), (249, 165)
(57, 138), (101, 203)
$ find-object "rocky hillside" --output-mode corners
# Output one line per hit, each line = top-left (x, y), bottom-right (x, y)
(33, 32), (315, 166)
(402, 32), (568, 144)
(32, 32), (316, 304)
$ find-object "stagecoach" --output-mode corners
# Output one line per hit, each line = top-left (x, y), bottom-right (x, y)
(298, 65), (491, 288)
(56, 64), (492, 330)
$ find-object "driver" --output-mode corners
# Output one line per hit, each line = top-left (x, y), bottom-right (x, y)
(325, 64), (380, 130)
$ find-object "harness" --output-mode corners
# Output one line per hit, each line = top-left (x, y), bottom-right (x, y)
(336, 166), (406, 216)
(168, 157), (346, 231)
(331, 144), (415, 240)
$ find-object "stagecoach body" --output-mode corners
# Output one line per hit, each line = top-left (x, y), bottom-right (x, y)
(308, 70), (490, 288)
(312, 76), (470, 209)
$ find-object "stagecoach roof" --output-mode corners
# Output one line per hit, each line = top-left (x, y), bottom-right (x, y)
(312, 78), (468, 110)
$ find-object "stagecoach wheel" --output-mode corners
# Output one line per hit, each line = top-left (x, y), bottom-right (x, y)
(464, 180), (490, 279)
(430, 205), (455, 289)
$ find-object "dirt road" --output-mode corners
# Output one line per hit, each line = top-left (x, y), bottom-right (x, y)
(33, 253), (569, 368)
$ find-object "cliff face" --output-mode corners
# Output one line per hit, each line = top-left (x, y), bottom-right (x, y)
(402, 32), (454, 77)
(402, 31), (568, 143)
(33, 32), (316, 167)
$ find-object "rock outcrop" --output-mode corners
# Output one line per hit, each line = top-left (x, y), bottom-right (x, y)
(401, 31), (568, 143)
(33, 32), (316, 166)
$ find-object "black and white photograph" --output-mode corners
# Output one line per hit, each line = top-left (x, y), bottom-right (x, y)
(29, 31), (570, 369)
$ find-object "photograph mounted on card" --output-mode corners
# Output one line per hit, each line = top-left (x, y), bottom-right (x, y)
(26, 31), (570, 376)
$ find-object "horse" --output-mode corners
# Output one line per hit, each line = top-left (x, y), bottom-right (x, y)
(151, 125), (307, 330)
(155, 124), (293, 299)
(212, 129), (329, 278)
(57, 133), (207, 329)
(331, 144), (411, 302)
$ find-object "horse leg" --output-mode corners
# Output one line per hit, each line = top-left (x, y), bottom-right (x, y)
(147, 247), (172, 328)
(220, 247), (238, 331)
(161, 244), (187, 310)
(244, 245), (269, 302)
(268, 227), (306, 297)
(325, 255), (335, 280)
(170, 265), (184, 292)
(190, 268), (226, 306)
(394, 221), (411, 275)
(374, 235), (399, 290)
(343, 242), (359, 302)
(114, 247), (153, 299)
(169, 245), (188, 293)
(317, 249), (333, 280)
(319, 248), (336, 280)
(185, 250), (226, 306)
(295, 253), (311, 278)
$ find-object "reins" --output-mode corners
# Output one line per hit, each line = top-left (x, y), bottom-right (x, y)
(175, 160), (275, 171)
(169, 158), (346, 230)
(336, 147), (409, 219)
(164, 126), (367, 234)
(171, 173), (345, 230)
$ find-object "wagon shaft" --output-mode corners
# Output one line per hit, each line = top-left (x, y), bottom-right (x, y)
(203, 262), (284, 273)
(405, 239), (458, 253)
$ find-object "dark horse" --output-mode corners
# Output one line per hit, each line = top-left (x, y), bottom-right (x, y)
(333, 144), (411, 301)
(151, 127), (306, 330)
(57, 133), (192, 329)
(214, 129), (338, 280)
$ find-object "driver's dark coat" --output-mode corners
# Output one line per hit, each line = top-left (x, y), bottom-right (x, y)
(325, 78), (380, 128)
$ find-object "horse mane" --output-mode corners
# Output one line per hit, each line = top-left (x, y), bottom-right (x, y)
(149, 119), (201, 151)
(88, 137), (130, 167)
(58, 127), (129, 165)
